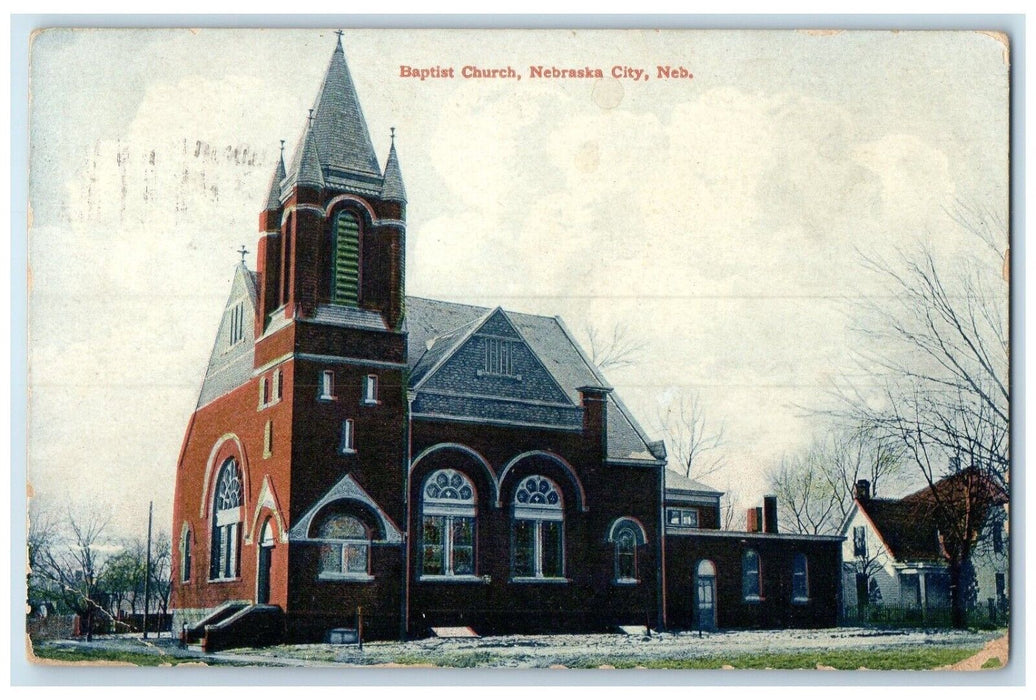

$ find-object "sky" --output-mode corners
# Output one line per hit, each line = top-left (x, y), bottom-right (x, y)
(26, 28), (1009, 540)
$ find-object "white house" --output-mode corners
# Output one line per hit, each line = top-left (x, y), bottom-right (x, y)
(839, 475), (1007, 624)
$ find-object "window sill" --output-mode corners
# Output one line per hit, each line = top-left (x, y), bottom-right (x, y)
(792, 597), (810, 605)
(613, 578), (640, 586)
(418, 574), (489, 584)
(510, 576), (569, 584)
(318, 572), (374, 582)
(743, 595), (764, 603)
(318, 395), (337, 402)
(363, 399), (380, 407)
(339, 448), (357, 456)
(208, 577), (242, 584)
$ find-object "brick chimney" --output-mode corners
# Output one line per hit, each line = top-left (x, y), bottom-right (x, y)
(855, 479), (871, 502)
(577, 386), (612, 457)
(763, 495), (778, 534)
(746, 507), (758, 532)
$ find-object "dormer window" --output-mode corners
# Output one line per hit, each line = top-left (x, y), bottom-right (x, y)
(667, 507), (699, 528)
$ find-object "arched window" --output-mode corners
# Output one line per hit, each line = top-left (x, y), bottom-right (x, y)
(607, 518), (647, 584)
(332, 210), (360, 306)
(512, 475), (564, 579)
(742, 548), (762, 600)
(615, 526), (637, 582)
(210, 459), (243, 580)
(317, 513), (370, 578)
(180, 526), (192, 583)
(421, 469), (476, 577)
(792, 553), (809, 602)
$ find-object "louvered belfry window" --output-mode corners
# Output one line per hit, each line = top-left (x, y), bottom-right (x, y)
(332, 211), (360, 306)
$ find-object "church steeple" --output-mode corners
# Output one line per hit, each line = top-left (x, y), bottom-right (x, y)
(260, 33), (405, 332)
(307, 32), (381, 182)
(381, 128), (407, 204)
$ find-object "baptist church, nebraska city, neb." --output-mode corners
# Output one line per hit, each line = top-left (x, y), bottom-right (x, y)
(170, 34), (842, 649)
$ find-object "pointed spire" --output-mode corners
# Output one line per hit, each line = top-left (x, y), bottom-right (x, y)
(307, 33), (381, 178)
(290, 119), (325, 189)
(265, 140), (287, 210)
(381, 127), (407, 203)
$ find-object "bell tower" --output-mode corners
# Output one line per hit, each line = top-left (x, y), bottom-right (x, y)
(255, 32), (406, 333)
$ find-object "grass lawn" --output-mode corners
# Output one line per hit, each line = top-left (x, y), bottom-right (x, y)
(30, 645), (232, 667)
(390, 646), (983, 670)
(29, 641), (984, 670)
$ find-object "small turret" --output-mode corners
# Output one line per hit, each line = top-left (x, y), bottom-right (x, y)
(264, 140), (287, 211)
(381, 128), (407, 204)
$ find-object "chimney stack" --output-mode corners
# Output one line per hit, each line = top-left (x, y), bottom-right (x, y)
(746, 507), (758, 532)
(577, 386), (612, 456)
(855, 479), (871, 502)
(763, 495), (778, 534)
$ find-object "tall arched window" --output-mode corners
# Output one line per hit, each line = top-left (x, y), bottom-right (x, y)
(180, 526), (192, 583)
(210, 459), (243, 580)
(421, 469), (476, 577)
(607, 518), (647, 584)
(317, 512), (370, 578)
(742, 548), (762, 600)
(512, 475), (564, 579)
(792, 553), (809, 602)
(332, 210), (360, 306)
(615, 526), (637, 582)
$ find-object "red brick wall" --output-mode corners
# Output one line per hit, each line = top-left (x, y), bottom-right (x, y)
(406, 419), (662, 636)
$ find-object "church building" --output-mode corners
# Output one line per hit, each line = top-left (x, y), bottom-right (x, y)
(170, 35), (842, 648)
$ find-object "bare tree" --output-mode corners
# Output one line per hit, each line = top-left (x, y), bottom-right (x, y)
(837, 211), (1009, 627)
(719, 483), (745, 531)
(148, 532), (173, 619)
(768, 441), (841, 536)
(585, 322), (646, 371)
(656, 392), (725, 481)
(27, 500), (58, 615)
(35, 509), (113, 641)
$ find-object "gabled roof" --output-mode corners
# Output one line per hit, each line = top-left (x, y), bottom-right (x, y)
(404, 296), (662, 465)
(196, 266), (258, 408)
(850, 470), (1007, 564)
(856, 498), (944, 563)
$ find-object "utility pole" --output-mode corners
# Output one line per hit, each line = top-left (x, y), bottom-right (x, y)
(143, 501), (153, 639)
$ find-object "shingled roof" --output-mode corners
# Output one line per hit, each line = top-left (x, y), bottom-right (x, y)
(404, 296), (662, 465)
(854, 469), (1007, 564)
(857, 497), (944, 563)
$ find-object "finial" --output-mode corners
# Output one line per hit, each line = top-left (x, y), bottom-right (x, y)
(308, 109), (314, 126)
(279, 139), (285, 156)
(334, 29), (344, 47)
(390, 127), (396, 144)
(238, 245), (249, 265)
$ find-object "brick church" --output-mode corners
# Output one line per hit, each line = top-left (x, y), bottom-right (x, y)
(170, 35), (842, 647)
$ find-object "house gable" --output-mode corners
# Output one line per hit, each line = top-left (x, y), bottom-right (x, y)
(412, 308), (580, 428)
(197, 266), (259, 408)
